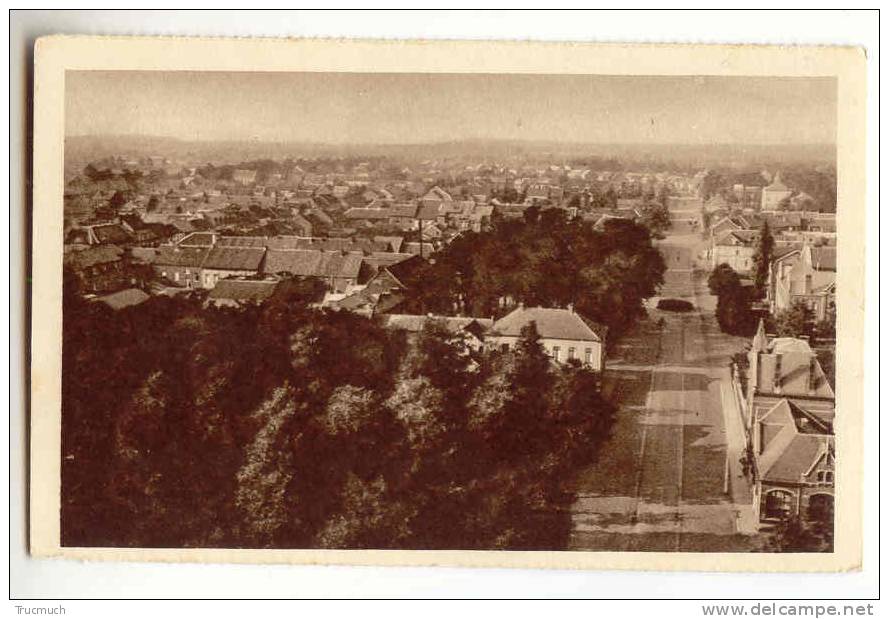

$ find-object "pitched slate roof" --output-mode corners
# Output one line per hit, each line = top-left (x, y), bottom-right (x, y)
(757, 399), (834, 484)
(403, 242), (436, 257)
(388, 203), (419, 218)
(318, 252), (365, 279)
(422, 186), (453, 202)
(130, 247), (158, 264)
(177, 232), (217, 247)
(492, 306), (604, 342)
(772, 244), (803, 261)
(378, 314), (494, 336)
(202, 246), (265, 271)
(64, 245), (124, 270)
(95, 287), (150, 310)
(764, 212), (803, 229)
(373, 236), (404, 252)
(711, 215), (748, 231)
(755, 337), (835, 399)
(265, 236), (387, 254)
(263, 249), (364, 279)
(217, 235), (267, 248)
(154, 246), (211, 268)
(263, 250), (322, 276)
(416, 203), (444, 220)
(92, 223), (132, 245)
(715, 229), (758, 246)
(343, 207), (392, 220)
(207, 279), (279, 302)
(381, 254), (426, 288)
(362, 252), (415, 270)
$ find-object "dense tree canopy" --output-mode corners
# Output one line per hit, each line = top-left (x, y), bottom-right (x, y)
(751, 221), (774, 299)
(399, 212), (666, 339)
(708, 263), (756, 336)
(62, 272), (616, 550)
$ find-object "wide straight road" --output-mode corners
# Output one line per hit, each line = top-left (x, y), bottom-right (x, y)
(568, 222), (757, 552)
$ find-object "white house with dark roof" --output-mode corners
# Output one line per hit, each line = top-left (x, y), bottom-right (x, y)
(487, 305), (606, 370)
(710, 229), (758, 273)
(761, 171), (793, 210)
(200, 246), (266, 289)
(769, 243), (836, 321)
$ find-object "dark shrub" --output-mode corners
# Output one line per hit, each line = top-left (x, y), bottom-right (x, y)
(656, 298), (695, 312)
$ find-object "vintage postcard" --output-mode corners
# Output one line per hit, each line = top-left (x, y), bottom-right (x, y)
(30, 36), (866, 571)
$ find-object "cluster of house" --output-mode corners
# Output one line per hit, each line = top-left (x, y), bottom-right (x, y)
(704, 209), (837, 326)
(706, 211), (836, 274)
(741, 320), (835, 526)
(378, 304), (606, 371)
(341, 186), (494, 238)
(63, 221), (609, 373)
(61, 159), (676, 315)
(707, 209), (836, 275)
(703, 171), (813, 214)
(67, 149), (713, 249)
(767, 244), (836, 323)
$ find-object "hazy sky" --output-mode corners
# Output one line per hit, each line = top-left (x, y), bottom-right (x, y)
(66, 71), (836, 145)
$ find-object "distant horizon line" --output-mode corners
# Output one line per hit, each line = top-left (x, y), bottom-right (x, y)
(64, 133), (837, 149)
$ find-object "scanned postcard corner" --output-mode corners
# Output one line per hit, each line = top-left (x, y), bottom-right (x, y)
(29, 35), (864, 572)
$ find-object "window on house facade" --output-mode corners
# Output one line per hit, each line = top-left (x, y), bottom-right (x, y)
(764, 489), (794, 520)
(568, 347), (576, 360)
(585, 348), (593, 364)
(552, 346), (561, 362)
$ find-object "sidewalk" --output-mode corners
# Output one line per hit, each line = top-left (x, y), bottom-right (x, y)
(717, 369), (759, 535)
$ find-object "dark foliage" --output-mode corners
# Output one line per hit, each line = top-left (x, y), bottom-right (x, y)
(398, 213), (665, 339)
(764, 516), (833, 553)
(770, 299), (815, 339)
(61, 271), (616, 550)
(708, 263), (756, 336)
(751, 221), (774, 299)
(657, 298), (694, 312)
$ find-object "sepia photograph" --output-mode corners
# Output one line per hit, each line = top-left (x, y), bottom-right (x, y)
(26, 34), (867, 575)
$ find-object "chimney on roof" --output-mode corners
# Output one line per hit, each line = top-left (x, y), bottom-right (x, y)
(808, 356), (818, 395)
(774, 353), (782, 394)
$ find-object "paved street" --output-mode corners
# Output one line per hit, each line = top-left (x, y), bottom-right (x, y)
(568, 208), (759, 551)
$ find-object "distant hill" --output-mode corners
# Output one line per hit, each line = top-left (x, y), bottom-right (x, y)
(64, 134), (836, 171)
